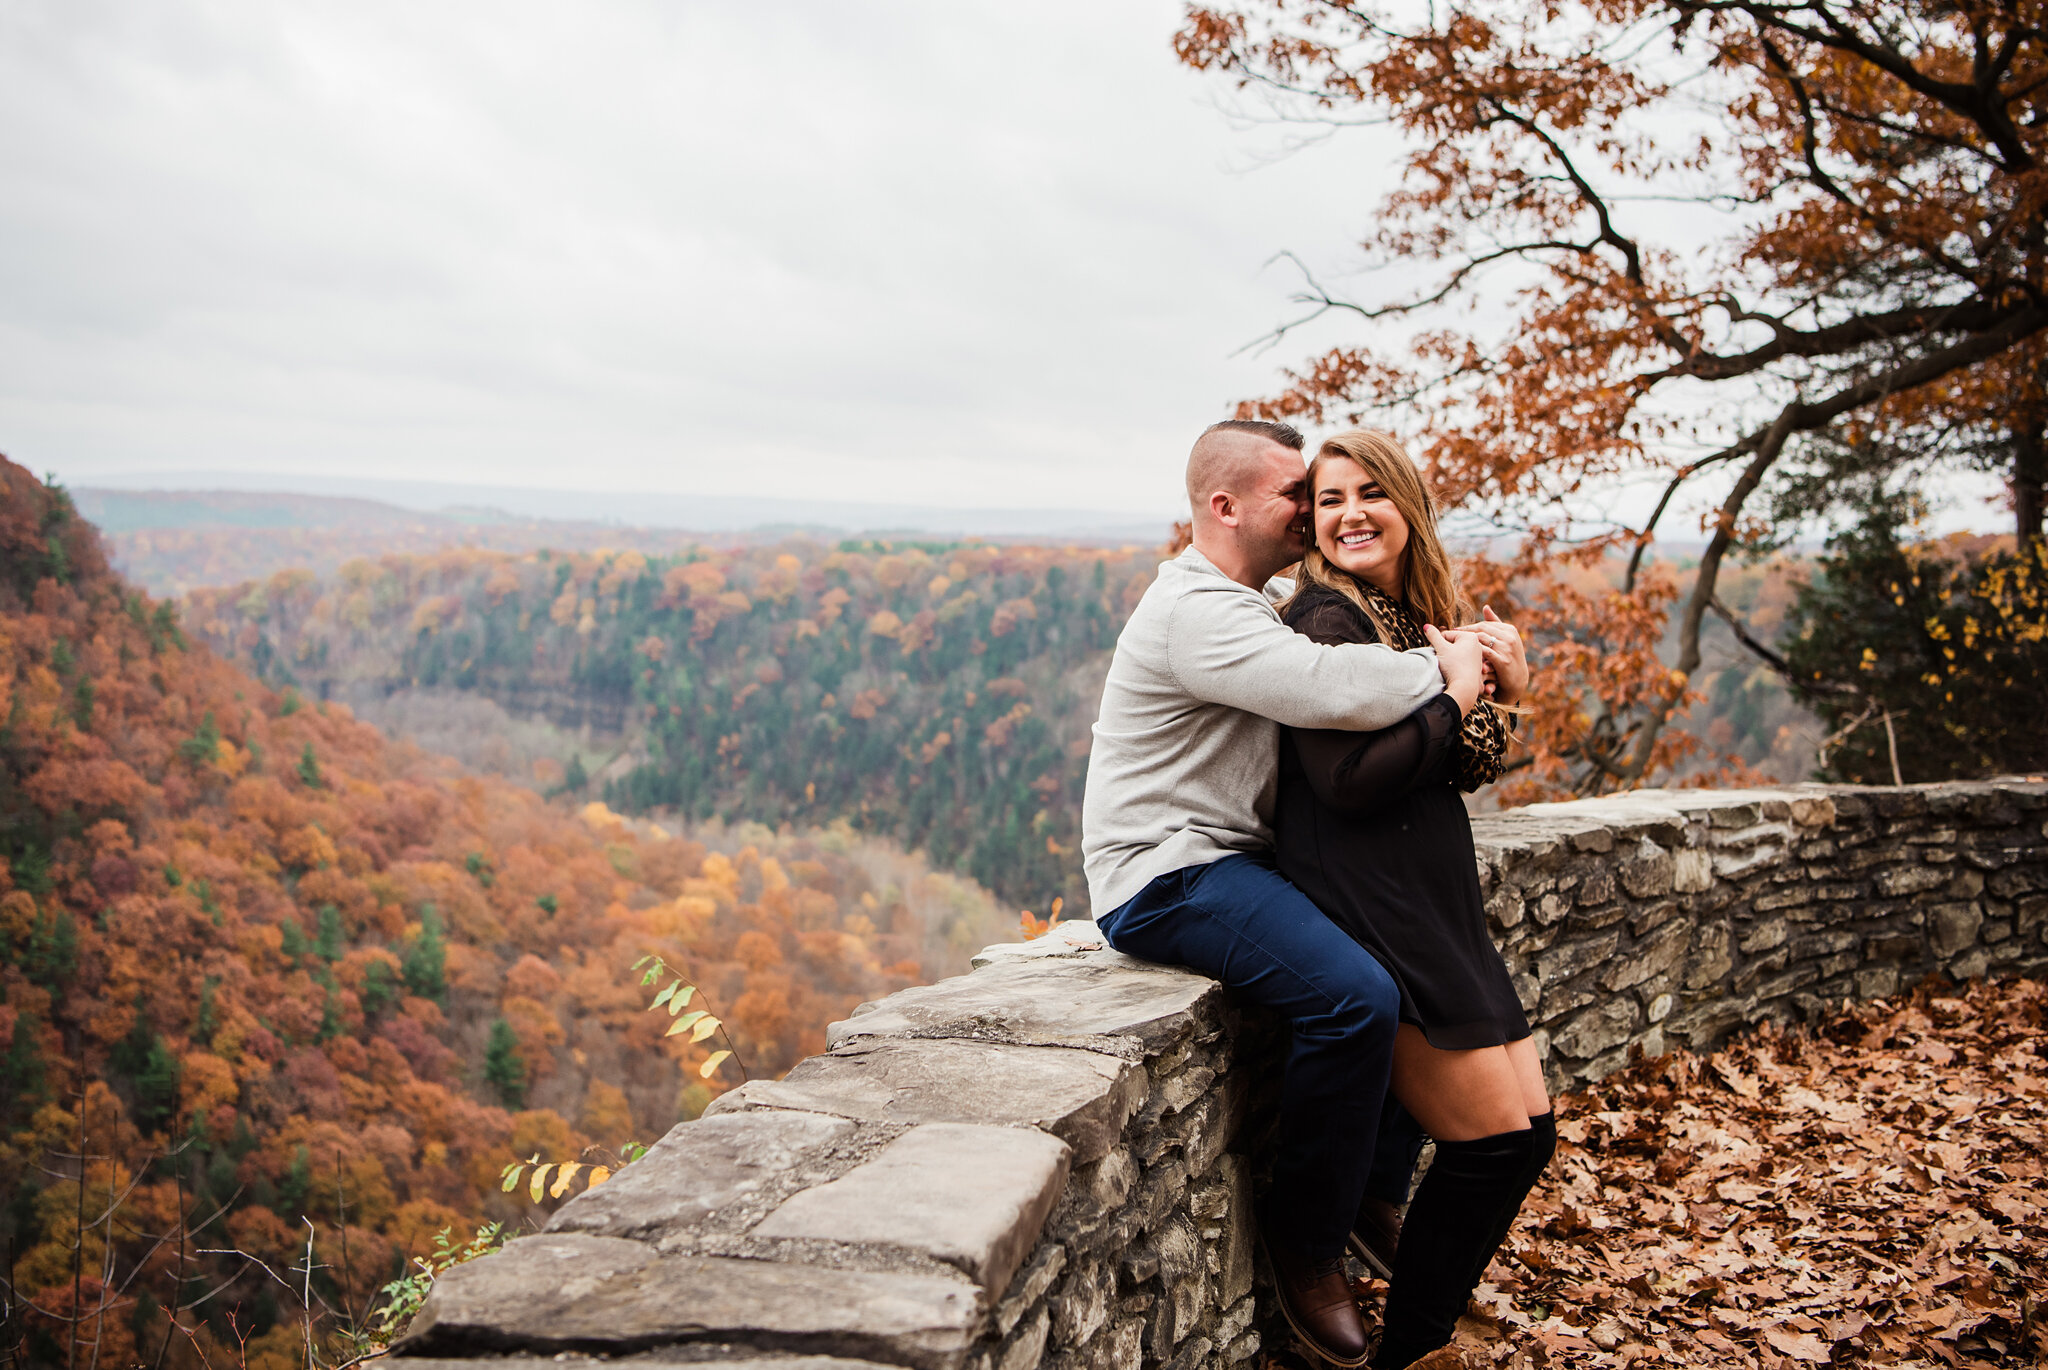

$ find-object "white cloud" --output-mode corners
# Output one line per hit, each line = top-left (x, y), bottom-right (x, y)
(0, 0), (1403, 518)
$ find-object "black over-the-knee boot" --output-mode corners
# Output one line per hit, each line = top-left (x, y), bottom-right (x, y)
(1462, 1112), (1554, 1288)
(1373, 1124), (1547, 1370)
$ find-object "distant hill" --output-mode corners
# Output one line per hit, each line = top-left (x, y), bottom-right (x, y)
(77, 487), (720, 597)
(79, 484), (1169, 597)
(77, 470), (1179, 534)
(73, 488), (452, 533)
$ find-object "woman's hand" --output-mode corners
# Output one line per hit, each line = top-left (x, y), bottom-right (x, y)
(1472, 605), (1529, 706)
(1423, 623), (1486, 718)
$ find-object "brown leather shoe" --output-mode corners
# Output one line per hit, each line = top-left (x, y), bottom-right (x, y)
(1260, 1225), (1371, 1367)
(1347, 1195), (1401, 1280)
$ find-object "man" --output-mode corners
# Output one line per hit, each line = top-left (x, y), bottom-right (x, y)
(1081, 419), (1457, 1366)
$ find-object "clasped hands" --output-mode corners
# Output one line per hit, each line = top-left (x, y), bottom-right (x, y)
(1421, 606), (1528, 716)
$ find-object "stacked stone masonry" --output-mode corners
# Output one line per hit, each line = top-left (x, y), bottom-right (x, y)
(391, 779), (2048, 1370)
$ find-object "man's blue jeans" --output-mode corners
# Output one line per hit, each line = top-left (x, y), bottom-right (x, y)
(1096, 853), (1400, 1258)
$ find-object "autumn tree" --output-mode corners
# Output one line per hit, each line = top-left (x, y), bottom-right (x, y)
(1177, 0), (2047, 793)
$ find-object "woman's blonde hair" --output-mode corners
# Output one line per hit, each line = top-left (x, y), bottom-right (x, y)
(1287, 429), (1472, 638)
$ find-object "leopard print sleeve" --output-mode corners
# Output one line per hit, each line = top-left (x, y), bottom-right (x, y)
(1450, 698), (1510, 792)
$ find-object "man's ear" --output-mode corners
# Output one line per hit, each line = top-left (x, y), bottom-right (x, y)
(1208, 489), (1238, 528)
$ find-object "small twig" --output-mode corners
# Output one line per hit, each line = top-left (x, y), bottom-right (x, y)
(168, 1308), (216, 1370)
(1883, 711), (1904, 786)
(151, 1102), (187, 1370)
(177, 1268), (259, 1314)
(196, 1249), (307, 1300)
(326, 1348), (392, 1370)
(70, 1071), (84, 1370)
(334, 1153), (356, 1330)
(1705, 596), (1862, 699)
(88, 1225), (113, 1370)
(7, 1229), (19, 1369)
(301, 1219), (317, 1370)
(1811, 699), (1880, 771)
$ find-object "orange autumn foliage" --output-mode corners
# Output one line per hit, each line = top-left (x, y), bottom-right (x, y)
(0, 460), (993, 1365)
(1178, 0), (2048, 794)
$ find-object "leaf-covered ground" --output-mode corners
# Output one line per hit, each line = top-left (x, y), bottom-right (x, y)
(1321, 976), (2047, 1369)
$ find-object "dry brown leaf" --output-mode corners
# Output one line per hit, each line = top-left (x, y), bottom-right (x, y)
(1338, 977), (2048, 1370)
(1762, 1326), (1832, 1362)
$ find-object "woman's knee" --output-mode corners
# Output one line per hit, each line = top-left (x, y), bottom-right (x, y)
(1394, 1037), (1532, 1140)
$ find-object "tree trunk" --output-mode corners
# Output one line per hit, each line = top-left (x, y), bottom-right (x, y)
(2017, 414), (2046, 547)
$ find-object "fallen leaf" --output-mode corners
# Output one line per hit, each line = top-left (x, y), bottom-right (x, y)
(1764, 1327), (1831, 1362)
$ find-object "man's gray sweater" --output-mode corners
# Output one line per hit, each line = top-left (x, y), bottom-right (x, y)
(1081, 546), (1443, 916)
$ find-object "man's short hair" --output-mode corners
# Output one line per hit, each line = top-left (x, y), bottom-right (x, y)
(1201, 418), (1304, 451)
(1187, 419), (1307, 513)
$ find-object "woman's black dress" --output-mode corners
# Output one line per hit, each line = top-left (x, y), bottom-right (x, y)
(1274, 582), (1529, 1050)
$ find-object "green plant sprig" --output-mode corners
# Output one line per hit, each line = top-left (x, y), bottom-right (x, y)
(632, 953), (750, 1084)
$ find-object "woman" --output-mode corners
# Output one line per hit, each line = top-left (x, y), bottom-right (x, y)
(1274, 430), (1554, 1370)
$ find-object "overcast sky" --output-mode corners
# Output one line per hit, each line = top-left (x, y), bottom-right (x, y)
(0, 0), (1424, 520)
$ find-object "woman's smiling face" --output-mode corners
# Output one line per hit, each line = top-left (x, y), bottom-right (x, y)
(1314, 455), (1410, 595)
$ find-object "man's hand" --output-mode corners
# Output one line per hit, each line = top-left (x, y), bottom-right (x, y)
(1453, 605), (1530, 707)
(1423, 623), (1486, 718)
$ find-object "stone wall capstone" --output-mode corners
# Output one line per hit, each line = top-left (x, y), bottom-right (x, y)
(389, 780), (2047, 1370)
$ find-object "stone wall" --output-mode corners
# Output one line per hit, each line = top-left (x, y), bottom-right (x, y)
(389, 780), (2047, 1370)
(1473, 780), (2047, 1086)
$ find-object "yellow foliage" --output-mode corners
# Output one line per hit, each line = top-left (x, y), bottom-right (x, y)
(278, 824), (339, 872)
(0, 888), (35, 941)
(578, 1079), (635, 1148)
(509, 1108), (576, 1168)
(180, 1049), (240, 1119)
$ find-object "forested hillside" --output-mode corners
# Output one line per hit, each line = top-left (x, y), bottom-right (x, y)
(174, 534), (1822, 915)
(0, 462), (1002, 1368)
(181, 541), (1163, 915)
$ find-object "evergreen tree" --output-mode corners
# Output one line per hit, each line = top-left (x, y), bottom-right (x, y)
(281, 916), (307, 962)
(24, 910), (76, 987)
(204, 1145), (238, 1206)
(178, 710), (221, 766)
(483, 1019), (525, 1107)
(297, 743), (323, 788)
(278, 1145), (312, 1218)
(1, 1012), (44, 1119)
(194, 977), (219, 1046)
(133, 1035), (181, 1133)
(316, 984), (343, 1043)
(562, 753), (589, 792)
(112, 997), (181, 1133)
(402, 904), (447, 1002)
(361, 958), (398, 1019)
(1783, 508), (2048, 782)
(149, 600), (183, 652)
(111, 995), (155, 1077)
(314, 903), (344, 962)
